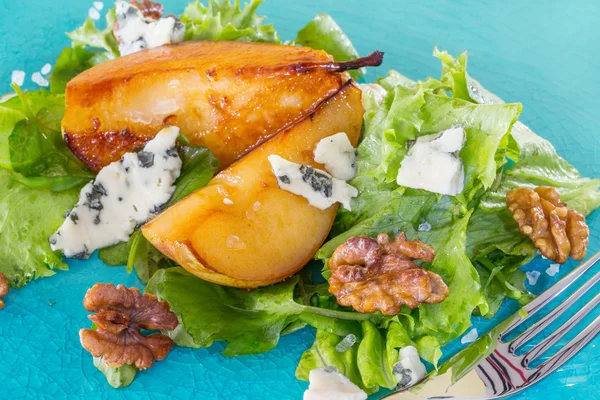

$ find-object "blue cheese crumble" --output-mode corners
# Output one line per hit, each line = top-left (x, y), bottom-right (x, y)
(50, 126), (182, 258)
(396, 125), (466, 196)
(268, 155), (357, 210)
(393, 346), (427, 390)
(314, 132), (357, 181)
(114, 0), (185, 56)
(304, 367), (367, 400)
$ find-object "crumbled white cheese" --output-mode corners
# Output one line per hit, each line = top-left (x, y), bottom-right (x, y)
(304, 368), (367, 400)
(114, 0), (185, 56)
(50, 127), (182, 258)
(396, 125), (466, 196)
(393, 346), (427, 390)
(268, 155), (358, 210)
(314, 132), (357, 181)
(358, 83), (387, 106)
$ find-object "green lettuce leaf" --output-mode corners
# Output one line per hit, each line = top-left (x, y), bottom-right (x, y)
(0, 103), (26, 169)
(147, 268), (302, 356)
(146, 268), (378, 356)
(181, 0), (279, 43)
(97, 241), (129, 266)
(66, 9), (119, 66)
(334, 74), (521, 235)
(0, 169), (78, 287)
(466, 122), (600, 314)
(296, 329), (370, 393)
(295, 13), (364, 80)
(296, 319), (417, 394)
(357, 320), (397, 391)
(1, 87), (93, 191)
(49, 47), (95, 94)
(93, 357), (137, 389)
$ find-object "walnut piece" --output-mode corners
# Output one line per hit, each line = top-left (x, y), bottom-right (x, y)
(0, 272), (9, 309)
(130, 0), (165, 20)
(506, 186), (589, 263)
(79, 283), (178, 370)
(328, 233), (449, 315)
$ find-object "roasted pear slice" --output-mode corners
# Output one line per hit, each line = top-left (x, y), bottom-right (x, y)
(62, 40), (381, 171)
(141, 83), (363, 288)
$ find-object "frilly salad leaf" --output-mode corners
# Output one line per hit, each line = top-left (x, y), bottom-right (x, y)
(432, 51), (600, 315)
(0, 169), (78, 287)
(295, 13), (364, 80)
(66, 9), (119, 64)
(49, 8), (117, 93)
(296, 319), (426, 394)
(145, 268), (379, 357)
(333, 72), (521, 234)
(0, 89), (92, 287)
(296, 329), (369, 393)
(3, 87), (93, 191)
(181, 0), (280, 43)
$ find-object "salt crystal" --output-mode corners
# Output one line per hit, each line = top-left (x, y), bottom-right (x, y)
(223, 198), (234, 205)
(418, 222), (431, 232)
(546, 263), (560, 277)
(253, 201), (261, 211)
(88, 7), (100, 20)
(11, 70), (25, 86)
(41, 63), (52, 75)
(335, 334), (357, 352)
(93, 1), (104, 10)
(461, 328), (478, 344)
(31, 72), (49, 87)
(526, 270), (541, 286)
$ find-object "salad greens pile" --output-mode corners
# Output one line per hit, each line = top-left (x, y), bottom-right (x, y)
(2, 0), (599, 395)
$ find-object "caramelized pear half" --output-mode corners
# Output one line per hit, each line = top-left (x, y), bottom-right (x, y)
(63, 41), (380, 171)
(141, 83), (363, 288)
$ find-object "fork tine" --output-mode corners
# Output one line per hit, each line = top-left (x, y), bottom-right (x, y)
(500, 251), (600, 337)
(508, 270), (600, 353)
(533, 314), (600, 380)
(522, 290), (600, 366)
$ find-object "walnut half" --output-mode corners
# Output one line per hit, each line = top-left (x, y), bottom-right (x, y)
(0, 272), (9, 309)
(328, 233), (449, 315)
(79, 283), (179, 370)
(506, 186), (589, 263)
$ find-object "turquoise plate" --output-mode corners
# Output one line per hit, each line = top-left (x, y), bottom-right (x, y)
(1, 1), (598, 398)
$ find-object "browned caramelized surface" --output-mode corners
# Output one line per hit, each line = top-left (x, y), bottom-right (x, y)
(79, 283), (178, 370)
(328, 233), (448, 315)
(507, 186), (589, 263)
(63, 41), (346, 170)
(141, 84), (364, 288)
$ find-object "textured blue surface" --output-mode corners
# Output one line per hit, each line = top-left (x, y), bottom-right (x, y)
(1, 0), (599, 399)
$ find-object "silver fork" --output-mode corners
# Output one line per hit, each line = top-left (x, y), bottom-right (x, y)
(386, 250), (600, 400)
